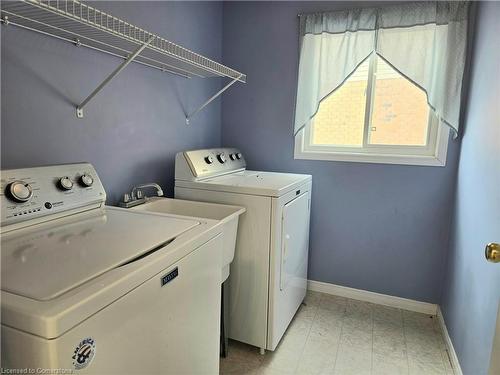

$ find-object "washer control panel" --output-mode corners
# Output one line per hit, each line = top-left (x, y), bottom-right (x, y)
(1, 163), (106, 227)
(176, 148), (246, 180)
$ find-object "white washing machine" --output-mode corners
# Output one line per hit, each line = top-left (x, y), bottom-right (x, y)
(1, 163), (223, 374)
(175, 148), (312, 353)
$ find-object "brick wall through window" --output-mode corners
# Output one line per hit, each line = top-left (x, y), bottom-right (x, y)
(312, 56), (430, 147)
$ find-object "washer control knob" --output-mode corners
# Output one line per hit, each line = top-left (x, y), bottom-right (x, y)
(59, 176), (73, 190)
(217, 153), (227, 164)
(205, 156), (214, 164)
(7, 181), (33, 202)
(229, 153), (237, 161)
(236, 152), (242, 160)
(80, 174), (94, 187)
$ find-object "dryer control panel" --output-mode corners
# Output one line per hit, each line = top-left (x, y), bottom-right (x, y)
(1, 163), (106, 227)
(175, 148), (246, 181)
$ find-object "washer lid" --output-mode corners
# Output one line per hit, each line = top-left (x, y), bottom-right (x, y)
(1, 207), (199, 301)
(177, 170), (312, 197)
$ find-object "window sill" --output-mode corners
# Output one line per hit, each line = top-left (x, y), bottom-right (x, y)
(294, 149), (446, 166)
(294, 126), (449, 167)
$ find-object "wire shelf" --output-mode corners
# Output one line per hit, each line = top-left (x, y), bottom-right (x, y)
(1, 0), (247, 83)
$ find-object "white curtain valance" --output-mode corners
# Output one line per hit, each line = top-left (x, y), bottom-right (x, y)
(294, 1), (470, 137)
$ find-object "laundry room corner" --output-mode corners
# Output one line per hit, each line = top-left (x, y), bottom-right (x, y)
(2, 1), (498, 374)
(220, 0), (462, 305)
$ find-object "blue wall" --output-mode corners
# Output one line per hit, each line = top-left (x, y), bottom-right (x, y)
(1, 1), (223, 204)
(441, 2), (500, 374)
(221, 1), (461, 303)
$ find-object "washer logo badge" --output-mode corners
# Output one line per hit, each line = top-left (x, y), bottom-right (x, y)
(72, 337), (96, 370)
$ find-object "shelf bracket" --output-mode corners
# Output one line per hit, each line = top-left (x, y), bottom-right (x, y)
(76, 36), (154, 118)
(186, 74), (244, 125)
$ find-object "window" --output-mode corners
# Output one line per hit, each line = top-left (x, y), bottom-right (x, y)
(295, 54), (449, 166)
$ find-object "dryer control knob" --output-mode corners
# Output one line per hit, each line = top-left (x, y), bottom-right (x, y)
(217, 153), (227, 164)
(80, 174), (94, 187)
(7, 181), (33, 202)
(59, 176), (74, 190)
(205, 156), (214, 164)
(229, 153), (237, 161)
(236, 152), (242, 160)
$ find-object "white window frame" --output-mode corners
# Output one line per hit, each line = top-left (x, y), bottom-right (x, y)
(294, 54), (450, 167)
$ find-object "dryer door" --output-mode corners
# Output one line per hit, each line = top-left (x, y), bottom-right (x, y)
(280, 192), (310, 291)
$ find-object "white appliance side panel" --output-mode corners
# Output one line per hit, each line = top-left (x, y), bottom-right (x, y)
(268, 182), (311, 350)
(175, 186), (271, 349)
(1, 235), (222, 375)
(281, 193), (310, 291)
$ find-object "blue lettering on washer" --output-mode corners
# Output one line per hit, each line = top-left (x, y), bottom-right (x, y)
(161, 267), (178, 286)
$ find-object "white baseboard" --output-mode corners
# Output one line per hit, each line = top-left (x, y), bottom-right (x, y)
(437, 306), (463, 375)
(307, 279), (438, 315)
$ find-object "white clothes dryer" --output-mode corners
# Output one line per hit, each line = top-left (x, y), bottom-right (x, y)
(175, 148), (312, 353)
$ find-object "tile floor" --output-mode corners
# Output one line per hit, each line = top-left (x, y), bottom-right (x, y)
(220, 291), (454, 375)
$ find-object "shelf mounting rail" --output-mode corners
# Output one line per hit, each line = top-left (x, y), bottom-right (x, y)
(76, 35), (155, 118)
(186, 73), (244, 125)
(1, 0), (246, 122)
